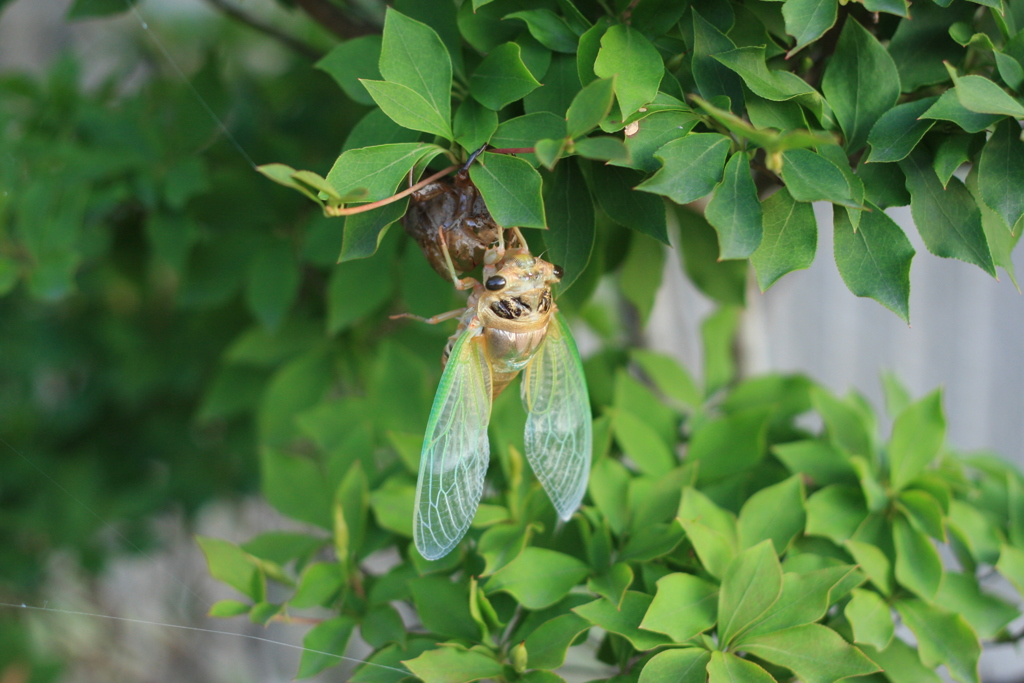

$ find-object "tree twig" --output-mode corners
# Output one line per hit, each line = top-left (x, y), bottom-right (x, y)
(203, 0), (323, 60)
(324, 164), (459, 217)
(292, 0), (378, 40)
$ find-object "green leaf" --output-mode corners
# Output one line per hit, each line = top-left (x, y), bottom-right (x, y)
(588, 562), (633, 608)
(689, 407), (768, 482)
(713, 45), (818, 102)
(589, 163), (668, 243)
(361, 80), (454, 140)
(692, 8), (744, 111)
(947, 500), (1002, 565)
(208, 600), (250, 618)
(933, 134), (975, 188)
(635, 133), (731, 204)
(544, 159), (594, 292)
(901, 149), (995, 275)
(935, 571), (1019, 639)
(470, 42), (541, 110)
(889, 389), (945, 490)
(197, 536), (264, 602)
(845, 540), (893, 596)
(998, 543), (1024, 597)
(593, 25), (663, 118)
(860, 639), (941, 683)
(297, 616), (357, 679)
(403, 646), (504, 683)
(832, 202), (914, 323)
(675, 206), (747, 306)
(745, 187), (815, 290)
(453, 98), (498, 153)
(845, 588), (894, 650)
(772, 440), (856, 487)
(894, 514), (942, 601)
(718, 540), (784, 646)
(290, 563), (344, 609)
(640, 573), (718, 642)
(574, 592), (674, 650)
(865, 97), (938, 163)
(737, 475), (805, 553)
(525, 53), (582, 117)
(328, 240), (396, 333)
(619, 111), (700, 173)
(246, 242), (299, 332)
(805, 485), (867, 544)
(780, 149), (857, 207)
(920, 90), (1001, 134)
(524, 612), (591, 669)
(707, 651), (776, 683)
(619, 232), (665, 324)
(630, 349), (701, 410)
(380, 8), (452, 128)
(485, 547), (589, 609)
(260, 445), (332, 527)
(705, 152), (763, 259)
(469, 152), (546, 228)
(573, 136), (630, 162)
(506, 9), (579, 53)
(740, 624), (881, 682)
(316, 36), (382, 106)
(978, 118), (1024, 232)
(567, 77), (615, 139)
(970, 165), (1023, 285)
(369, 479), (415, 538)
(895, 599), (981, 683)
(782, 0), (839, 57)
(492, 112), (566, 166)
(339, 199), (408, 263)
(821, 18), (900, 152)
(745, 565), (861, 637)
(326, 143), (445, 203)
(66, 0), (137, 17)
(410, 577), (479, 640)
(640, 649), (712, 683)
(677, 487), (739, 580)
(950, 72), (1024, 117)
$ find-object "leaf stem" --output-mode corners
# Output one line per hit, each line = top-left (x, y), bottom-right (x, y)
(324, 164), (459, 217)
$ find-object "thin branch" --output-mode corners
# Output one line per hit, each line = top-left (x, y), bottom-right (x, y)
(292, 0), (378, 40)
(488, 147), (535, 155)
(203, 0), (323, 60)
(324, 164), (459, 217)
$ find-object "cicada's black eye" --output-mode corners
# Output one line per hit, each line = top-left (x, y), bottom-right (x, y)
(485, 275), (506, 291)
(553, 264), (564, 280)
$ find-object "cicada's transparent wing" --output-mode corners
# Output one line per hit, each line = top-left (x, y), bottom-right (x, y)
(414, 326), (493, 560)
(521, 312), (592, 520)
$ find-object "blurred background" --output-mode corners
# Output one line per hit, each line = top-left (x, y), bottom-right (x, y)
(1, 0), (1023, 681)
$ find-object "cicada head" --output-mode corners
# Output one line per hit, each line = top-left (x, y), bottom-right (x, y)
(478, 254), (563, 326)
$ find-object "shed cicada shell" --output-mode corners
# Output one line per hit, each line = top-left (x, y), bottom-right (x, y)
(398, 208), (592, 560)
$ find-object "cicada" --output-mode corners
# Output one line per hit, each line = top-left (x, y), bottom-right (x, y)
(401, 228), (592, 560)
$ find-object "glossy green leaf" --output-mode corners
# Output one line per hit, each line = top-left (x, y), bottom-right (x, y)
(860, 639), (941, 683)
(894, 514), (942, 600)
(640, 649), (712, 683)
(593, 25), (663, 118)
(933, 134), (975, 188)
(573, 136), (629, 162)
(409, 577), (479, 640)
(675, 206), (747, 306)
(403, 646), (504, 683)
(821, 19), (900, 152)
(491, 112), (566, 167)
(619, 111), (700, 173)
(901, 149), (995, 276)
(865, 97), (938, 163)
(920, 90), (1001, 133)
(889, 389), (945, 490)
(588, 562), (632, 608)
(772, 439), (857, 487)
(506, 9), (579, 53)
(745, 565), (861, 637)
(379, 8), (452, 128)
(544, 159), (594, 292)
(845, 540), (893, 596)
(805, 485), (867, 543)
(640, 573), (719, 642)
(574, 591), (673, 650)
(707, 651), (776, 683)
(833, 202), (914, 323)
(589, 163), (668, 243)
(978, 118), (1024, 232)
(895, 599), (981, 683)
(740, 624), (881, 682)
(630, 349), (701, 410)
(246, 241), (299, 332)
(525, 53), (582, 116)
(950, 71), (1024, 117)
(935, 571), (1018, 639)
(453, 98), (498, 153)
(692, 9), (744, 111)
(326, 143), (445, 202)
(470, 42), (541, 110)
(328, 243), (395, 333)
(998, 544), (1024, 597)
(297, 616), (357, 679)
(783, 0), (839, 57)
(718, 540), (783, 646)
(737, 474), (805, 552)
(705, 152), (763, 259)
(290, 562), (344, 609)
(780, 149), (857, 207)
(469, 152), (546, 228)
(619, 232), (665, 324)
(566, 77), (615, 139)
(485, 547), (589, 609)
(635, 133), (731, 204)
(846, 588), (894, 650)
(678, 487), (739, 580)
(713, 45), (818, 102)
(524, 612), (591, 669)
(208, 600), (250, 618)
(689, 407), (768, 482)
(947, 500), (1002, 565)
(361, 80), (454, 140)
(197, 536), (264, 602)
(316, 36), (382, 106)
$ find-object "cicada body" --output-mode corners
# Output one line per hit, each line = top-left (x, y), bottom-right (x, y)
(401, 171), (502, 283)
(412, 241), (592, 561)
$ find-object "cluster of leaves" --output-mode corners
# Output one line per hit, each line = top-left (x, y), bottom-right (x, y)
(201, 322), (1024, 683)
(268, 0), (1024, 323)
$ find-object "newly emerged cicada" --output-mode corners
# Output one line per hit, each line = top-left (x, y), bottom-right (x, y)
(398, 226), (592, 560)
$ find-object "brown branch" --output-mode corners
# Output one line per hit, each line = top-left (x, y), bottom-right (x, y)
(324, 164), (459, 217)
(488, 147), (535, 155)
(203, 0), (323, 60)
(292, 0), (378, 40)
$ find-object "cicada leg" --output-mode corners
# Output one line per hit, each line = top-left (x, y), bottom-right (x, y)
(437, 225), (479, 291)
(390, 308), (466, 325)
